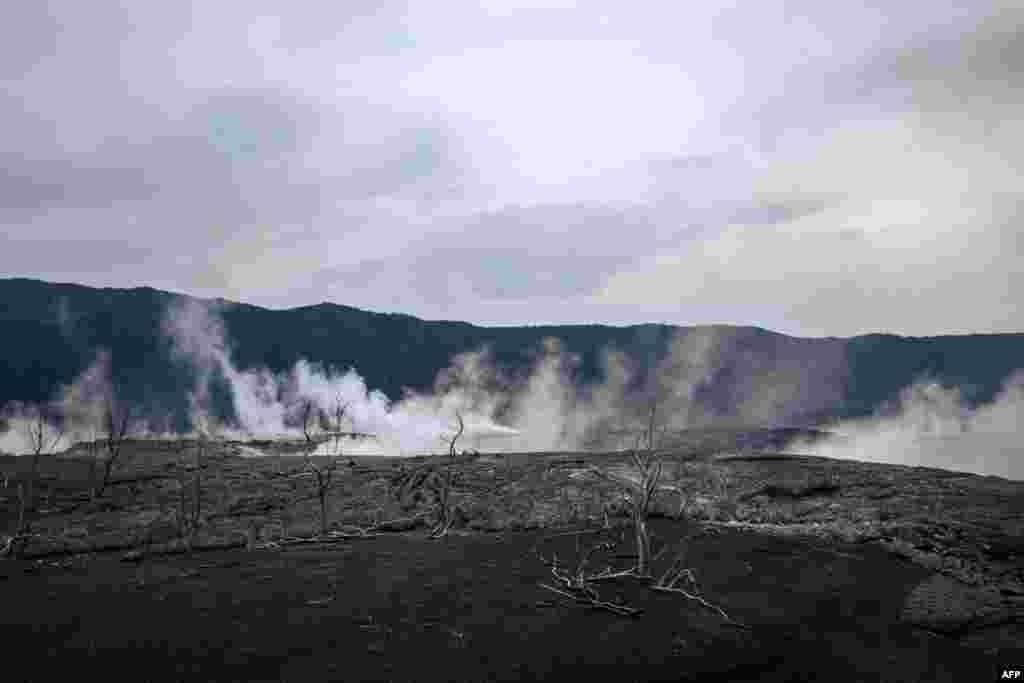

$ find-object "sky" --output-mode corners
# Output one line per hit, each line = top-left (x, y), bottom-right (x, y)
(2, 1), (1021, 338)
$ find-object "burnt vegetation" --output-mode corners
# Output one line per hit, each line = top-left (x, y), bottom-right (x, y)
(0, 412), (1021, 679)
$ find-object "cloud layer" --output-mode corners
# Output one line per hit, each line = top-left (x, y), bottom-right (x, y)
(2, 2), (1020, 336)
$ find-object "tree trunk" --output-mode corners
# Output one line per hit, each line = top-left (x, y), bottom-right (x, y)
(87, 458), (99, 500)
(28, 455), (39, 507)
(16, 483), (28, 537)
(96, 458), (115, 500)
(319, 492), (328, 537)
(9, 484), (28, 558)
(18, 454), (41, 535)
(177, 478), (187, 539)
(438, 466), (453, 529)
(191, 446), (201, 545)
(634, 512), (651, 576)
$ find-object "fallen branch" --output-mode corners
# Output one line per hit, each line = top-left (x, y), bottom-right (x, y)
(651, 584), (746, 627)
(248, 513), (430, 550)
(586, 566), (640, 582)
(430, 513), (455, 539)
(538, 527), (621, 541)
(532, 529), (644, 618)
(334, 524), (380, 539)
(652, 559), (746, 627)
(538, 583), (642, 617)
(269, 536), (351, 548)
(270, 527), (380, 547)
(0, 534), (26, 558)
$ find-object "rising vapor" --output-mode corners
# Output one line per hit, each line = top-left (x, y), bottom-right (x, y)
(791, 374), (1024, 480)
(156, 301), (748, 455)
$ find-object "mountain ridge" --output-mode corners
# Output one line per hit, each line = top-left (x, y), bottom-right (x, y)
(1, 278), (1021, 429)
(6, 276), (1017, 339)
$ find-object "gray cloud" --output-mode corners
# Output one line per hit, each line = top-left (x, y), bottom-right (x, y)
(0, 158), (157, 211)
(1, 1), (1019, 336)
(307, 202), (666, 310)
(859, 4), (1024, 101)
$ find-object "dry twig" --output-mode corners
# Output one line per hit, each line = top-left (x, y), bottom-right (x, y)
(532, 529), (642, 617)
(651, 546), (746, 627)
(538, 582), (642, 617)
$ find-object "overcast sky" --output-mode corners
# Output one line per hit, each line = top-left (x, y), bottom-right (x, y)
(2, 1), (1020, 337)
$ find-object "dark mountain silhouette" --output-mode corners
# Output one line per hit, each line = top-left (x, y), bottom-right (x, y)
(1, 278), (1021, 429)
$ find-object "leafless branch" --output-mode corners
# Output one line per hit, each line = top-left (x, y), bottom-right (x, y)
(430, 410), (464, 539)
(93, 398), (134, 500)
(13, 405), (67, 546)
(300, 397), (349, 536)
(19, 406), (65, 457)
(448, 412), (464, 458)
(531, 528), (643, 617)
(538, 583), (642, 617)
(651, 545), (745, 627)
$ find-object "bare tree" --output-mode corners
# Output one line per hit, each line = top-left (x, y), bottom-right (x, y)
(81, 425), (101, 500)
(630, 397), (664, 576)
(192, 429), (205, 543)
(168, 430), (192, 541)
(300, 398), (347, 537)
(92, 398), (133, 500)
(589, 396), (664, 576)
(431, 411), (464, 539)
(577, 394), (742, 625)
(7, 404), (66, 554)
(180, 413), (220, 549)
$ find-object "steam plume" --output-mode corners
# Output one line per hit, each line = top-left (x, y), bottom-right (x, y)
(791, 374), (1024, 480)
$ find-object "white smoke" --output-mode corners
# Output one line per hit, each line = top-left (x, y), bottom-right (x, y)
(792, 374), (1024, 480)
(0, 351), (114, 454)
(9, 296), (1018, 475)
(159, 299), (523, 452)
(0, 301), (852, 459)
(0, 407), (63, 455)
(57, 350), (114, 436)
(157, 301), (740, 455)
(163, 298), (289, 434)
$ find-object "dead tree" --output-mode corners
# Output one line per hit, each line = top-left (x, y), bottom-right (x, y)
(170, 431), (191, 540)
(579, 396), (741, 625)
(190, 433), (204, 546)
(5, 405), (65, 556)
(181, 415), (220, 549)
(165, 415), (218, 548)
(82, 425), (101, 499)
(93, 399), (133, 500)
(628, 452), (663, 576)
(633, 396), (665, 575)
(588, 396), (664, 576)
(430, 411), (464, 539)
(300, 398), (347, 537)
